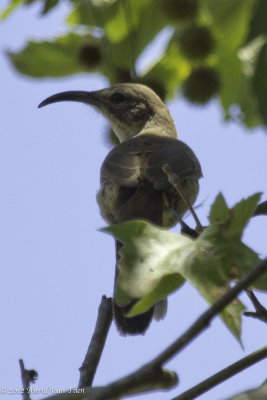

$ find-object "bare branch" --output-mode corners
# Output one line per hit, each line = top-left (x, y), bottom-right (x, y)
(253, 200), (267, 217)
(19, 359), (38, 400)
(42, 258), (267, 400)
(42, 367), (177, 400)
(150, 258), (267, 366)
(171, 346), (267, 400)
(244, 289), (267, 323)
(78, 296), (113, 388)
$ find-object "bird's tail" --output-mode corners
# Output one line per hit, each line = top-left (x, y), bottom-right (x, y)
(113, 180), (165, 335)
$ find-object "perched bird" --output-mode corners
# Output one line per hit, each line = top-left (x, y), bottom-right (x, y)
(39, 83), (202, 335)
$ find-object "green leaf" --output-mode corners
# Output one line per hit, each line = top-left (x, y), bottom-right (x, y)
(209, 192), (261, 234)
(228, 192), (261, 233)
(68, 0), (169, 70)
(246, 0), (267, 43)
(129, 273), (184, 317)
(218, 50), (261, 128)
(67, 0), (119, 28)
(204, 0), (254, 51)
(42, 0), (60, 14)
(103, 193), (263, 341)
(104, 221), (191, 305)
(0, 0), (23, 20)
(253, 42), (267, 126)
(144, 38), (191, 99)
(209, 193), (230, 225)
(203, 0), (261, 128)
(7, 33), (102, 78)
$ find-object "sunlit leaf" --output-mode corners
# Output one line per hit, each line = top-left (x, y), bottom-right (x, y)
(103, 193), (263, 340)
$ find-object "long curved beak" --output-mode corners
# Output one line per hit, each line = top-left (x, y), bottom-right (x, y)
(38, 90), (99, 109)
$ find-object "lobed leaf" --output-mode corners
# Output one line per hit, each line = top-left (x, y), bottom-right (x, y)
(104, 193), (263, 340)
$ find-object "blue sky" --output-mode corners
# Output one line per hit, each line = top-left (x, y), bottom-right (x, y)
(1, 2), (267, 400)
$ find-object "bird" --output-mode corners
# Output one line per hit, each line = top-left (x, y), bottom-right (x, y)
(38, 83), (202, 335)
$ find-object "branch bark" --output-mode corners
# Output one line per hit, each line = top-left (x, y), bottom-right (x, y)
(78, 296), (113, 388)
(244, 289), (267, 323)
(151, 257), (267, 366)
(171, 346), (267, 400)
(19, 359), (38, 400)
(42, 258), (267, 400)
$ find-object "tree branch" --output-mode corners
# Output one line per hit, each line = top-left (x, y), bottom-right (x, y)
(253, 200), (267, 217)
(244, 289), (267, 323)
(42, 258), (267, 400)
(42, 366), (177, 400)
(150, 257), (267, 366)
(78, 296), (113, 388)
(19, 359), (38, 400)
(171, 346), (267, 400)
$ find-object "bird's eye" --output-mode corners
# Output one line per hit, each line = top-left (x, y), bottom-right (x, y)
(111, 92), (126, 104)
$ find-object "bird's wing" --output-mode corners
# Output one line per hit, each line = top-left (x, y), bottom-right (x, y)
(100, 144), (141, 187)
(100, 134), (202, 189)
(144, 135), (202, 190)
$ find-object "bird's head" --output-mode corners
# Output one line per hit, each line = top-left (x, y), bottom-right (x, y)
(38, 83), (177, 142)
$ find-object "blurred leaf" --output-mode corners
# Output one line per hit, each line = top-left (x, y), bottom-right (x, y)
(203, 0), (262, 127)
(3, 0), (267, 130)
(7, 33), (103, 77)
(0, 0), (59, 19)
(246, 0), (267, 43)
(204, 0), (254, 51)
(104, 193), (263, 340)
(68, 0), (169, 73)
(42, 0), (60, 14)
(144, 38), (191, 99)
(218, 50), (261, 128)
(253, 42), (267, 126)
(0, 0), (23, 20)
(67, 0), (119, 28)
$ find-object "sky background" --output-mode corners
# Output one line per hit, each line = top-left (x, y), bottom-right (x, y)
(1, 2), (267, 400)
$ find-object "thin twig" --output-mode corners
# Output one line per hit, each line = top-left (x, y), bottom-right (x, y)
(150, 257), (267, 366)
(162, 163), (203, 232)
(253, 200), (267, 217)
(42, 367), (177, 400)
(180, 219), (199, 239)
(19, 359), (38, 400)
(43, 258), (267, 400)
(244, 289), (267, 323)
(171, 346), (267, 400)
(78, 296), (113, 389)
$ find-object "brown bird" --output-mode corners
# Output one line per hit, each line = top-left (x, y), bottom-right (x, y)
(39, 83), (202, 335)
